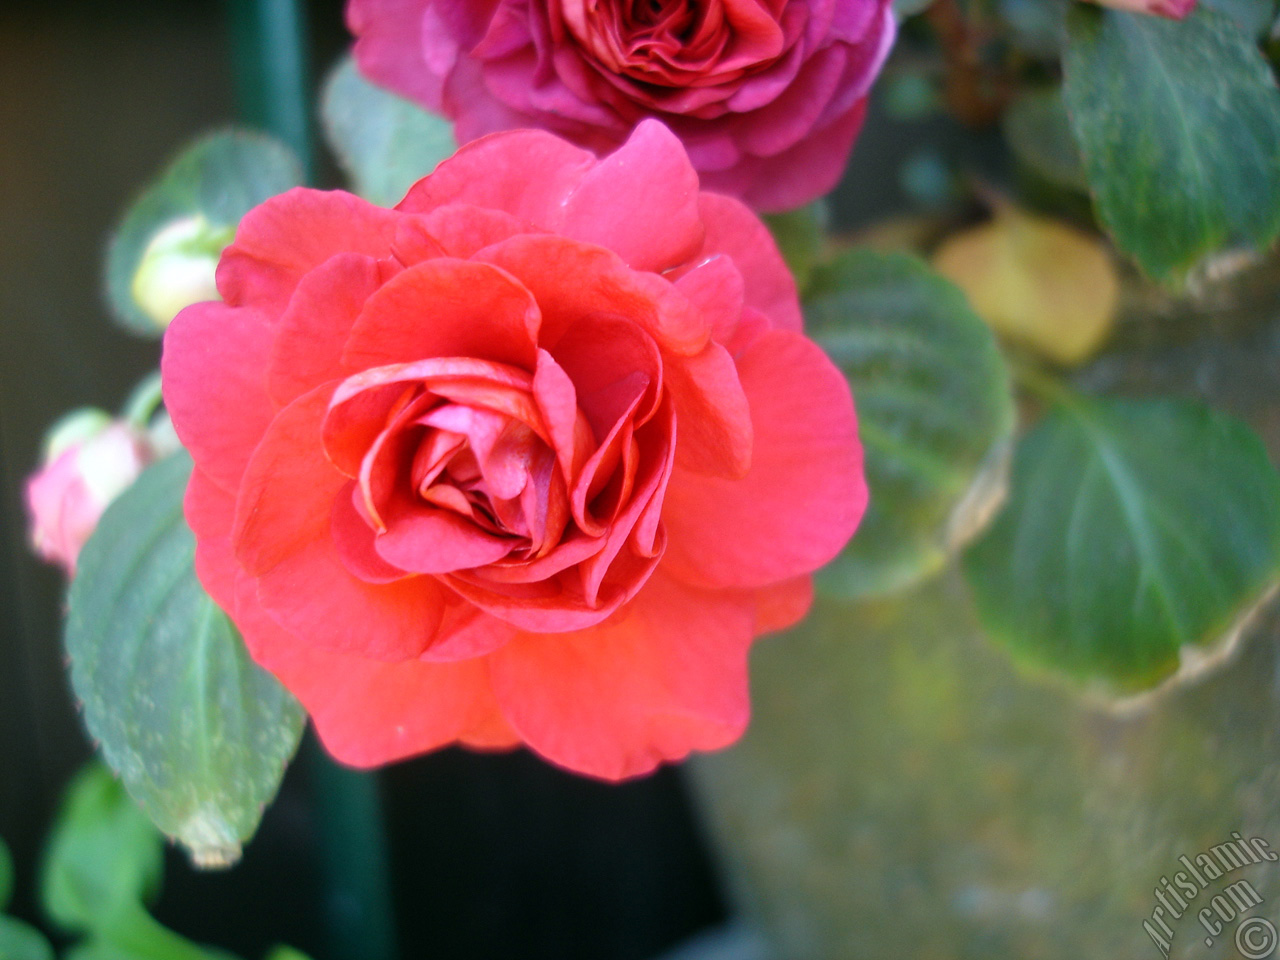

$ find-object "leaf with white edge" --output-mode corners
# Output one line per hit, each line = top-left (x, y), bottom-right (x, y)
(963, 394), (1280, 693)
(40, 764), (163, 934)
(106, 130), (303, 335)
(65, 453), (305, 869)
(806, 251), (1016, 600)
(0, 917), (55, 960)
(1063, 5), (1280, 284)
(322, 55), (457, 207)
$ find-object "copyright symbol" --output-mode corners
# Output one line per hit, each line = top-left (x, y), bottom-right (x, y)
(1236, 917), (1277, 958)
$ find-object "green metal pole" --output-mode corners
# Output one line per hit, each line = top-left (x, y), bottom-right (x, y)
(222, 3), (397, 958)
(224, 0), (315, 180)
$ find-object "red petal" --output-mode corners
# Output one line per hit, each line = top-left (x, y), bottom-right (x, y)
(749, 575), (814, 633)
(232, 384), (345, 575)
(675, 254), (745, 346)
(341, 258), (541, 371)
(661, 330), (866, 588)
(559, 120), (704, 274)
(268, 253), (395, 406)
(331, 482), (407, 583)
(375, 505), (515, 574)
(260, 637), (499, 768)
(185, 467), (238, 612)
(217, 188), (402, 314)
(416, 203), (538, 258)
(697, 193), (802, 332)
(253, 535), (447, 660)
(664, 342), (752, 478)
(488, 572), (755, 780)
(421, 600), (517, 662)
(478, 234), (709, 355)
(163, 301), (275, 494)
(397, 129), (596, 227)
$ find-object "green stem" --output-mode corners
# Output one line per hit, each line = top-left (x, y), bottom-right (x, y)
(303, 738), (398, 960)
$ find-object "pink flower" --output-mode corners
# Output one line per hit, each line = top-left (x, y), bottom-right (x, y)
(347, 0), (896, 212)
(161, 121), (867, 780)
(1084, 0), (1196, 18)
(26, 413), (155, 576)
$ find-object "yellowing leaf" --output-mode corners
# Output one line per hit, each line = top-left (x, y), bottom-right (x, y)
(933, 208), (1119, 366)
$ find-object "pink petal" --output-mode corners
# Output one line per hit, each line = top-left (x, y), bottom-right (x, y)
(217, 188), (402, 314)
(675, 254), (746, 345)
(559, 120), (705, 273)
(348, 0), (447, 108)
(710, 100), (867, 213)
(163, 301), (275, 494)
(397, 129), (596, 227)
(696, 193), (802, 332)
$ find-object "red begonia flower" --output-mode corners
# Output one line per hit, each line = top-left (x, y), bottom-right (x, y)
(162, 120), (866, 780)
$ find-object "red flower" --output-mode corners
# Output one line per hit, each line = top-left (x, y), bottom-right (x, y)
(347, 0), (895, 212)
(162, 121), (866, 779)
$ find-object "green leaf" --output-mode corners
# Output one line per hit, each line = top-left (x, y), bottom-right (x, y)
(0, 836), (13, 913)
(963, 394), (1280, 692)
(106, 130), (303, 335)
(40, 764), (163, 935)
(1202, 0), (1278, 36)
(0, 916), (55, 960)
(62, 904), (235, 960)
(1003, 87), (1088, 193)
(805, 250), (1016, 600)
(764, 203), (828, 295)
(321, 54), (458, 207)
(263, 948), (314, 960)
(1063, 5), (1280, 283)
(65, 453), (305, 869)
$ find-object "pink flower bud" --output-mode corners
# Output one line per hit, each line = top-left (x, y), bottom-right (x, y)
(1084, 0), (1197, 19)
(26, 411), (155, 576)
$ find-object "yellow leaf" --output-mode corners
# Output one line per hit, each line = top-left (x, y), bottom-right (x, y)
(933, 208), (1119, 366)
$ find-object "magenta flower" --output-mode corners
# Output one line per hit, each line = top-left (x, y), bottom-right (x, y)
(347, 0), (896, 212)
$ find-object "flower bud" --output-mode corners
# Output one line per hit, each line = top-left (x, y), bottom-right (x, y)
(1084, 0), (1196, 18)
(130, 214), (233, 329)
(26, 411), (156, 575)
